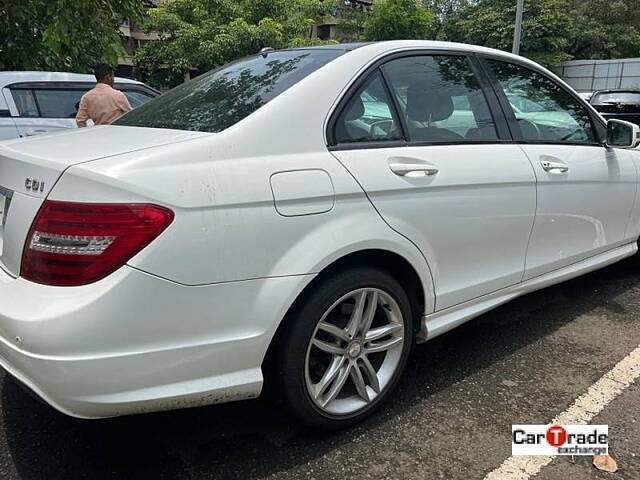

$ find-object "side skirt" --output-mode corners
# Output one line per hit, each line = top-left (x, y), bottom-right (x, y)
(417, 242), (638, 343)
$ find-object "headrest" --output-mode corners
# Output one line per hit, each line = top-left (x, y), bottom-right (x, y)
(343, 96), (364, 121)
(517, 119), (540, 140)
(406, 84), (454, 122)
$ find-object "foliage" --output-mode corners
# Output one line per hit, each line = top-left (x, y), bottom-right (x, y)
(444, 0), (574, 66)
(333, 0), (459, 43)
(134, 0), (334, 88)
(567, 0), (640, 59)
(363, 0), (436, 41)
(332, 1), (370, 42)
(421, 0), (471, 38)
(443, 0), (640, 66)
(4, 0), (637, 85)
(0, 0), (142, 72)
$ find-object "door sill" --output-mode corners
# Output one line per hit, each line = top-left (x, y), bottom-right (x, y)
(417, 242), (637, 343)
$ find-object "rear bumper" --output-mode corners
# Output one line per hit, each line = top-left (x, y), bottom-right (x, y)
(0, 266), (313, 418)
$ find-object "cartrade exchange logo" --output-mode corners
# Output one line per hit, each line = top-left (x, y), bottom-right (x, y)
(512, 425), (608, 456)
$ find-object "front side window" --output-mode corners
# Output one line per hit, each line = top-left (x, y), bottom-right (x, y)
(334, 71), (402, 144)
(122, 90), (156, 108)
(382, 55), (499, 142)
(115, 49), (344, 132)
(488, 60), (596, 144)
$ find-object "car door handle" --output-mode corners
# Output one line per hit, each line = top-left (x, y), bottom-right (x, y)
(388, 158), (439, 177)
(540, 159), (569, 174)
(24, 129), (47, 136)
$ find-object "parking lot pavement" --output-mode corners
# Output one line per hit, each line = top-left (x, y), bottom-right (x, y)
(0, 260), (639, 480)
(535, 382), (640, 480)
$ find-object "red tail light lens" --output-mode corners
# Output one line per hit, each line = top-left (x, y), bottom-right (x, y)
(21, 201), (174, 286)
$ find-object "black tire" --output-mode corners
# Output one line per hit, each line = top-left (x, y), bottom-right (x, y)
(626, 240), (640, 265)
(272, 267), (414, 430)
(633, 240), (640, 264)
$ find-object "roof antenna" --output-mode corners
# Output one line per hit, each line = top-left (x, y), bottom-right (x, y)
(259, 47), (274, 58)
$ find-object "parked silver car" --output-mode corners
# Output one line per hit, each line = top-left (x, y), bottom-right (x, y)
(0, 72), (158, 140)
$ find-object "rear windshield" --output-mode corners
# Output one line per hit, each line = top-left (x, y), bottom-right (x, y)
(115, 49), (344, 133)
(591, 92), (640, 105)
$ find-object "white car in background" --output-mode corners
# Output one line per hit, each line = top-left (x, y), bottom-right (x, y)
(0, 41), (639, 429)
(578, 91), (594, 102)
(0, 72), (159, 140)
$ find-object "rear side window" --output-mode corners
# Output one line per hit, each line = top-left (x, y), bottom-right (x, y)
(487, 60), (596, 144)
(10, 89), (39, 117)
(115, 49), (344, 132)
(10, 88), (87, 118)
(334, 71), (402, 144)
(33, 89), (84, 118)
(382, 55), (499, 142)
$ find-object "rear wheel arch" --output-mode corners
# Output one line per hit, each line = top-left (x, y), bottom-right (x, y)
(314, 249), (427, 330)
(262, 249), (427, 374)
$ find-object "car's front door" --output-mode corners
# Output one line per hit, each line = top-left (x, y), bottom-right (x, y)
(329, 53), (537, 310)
(484, 59), (637, 280)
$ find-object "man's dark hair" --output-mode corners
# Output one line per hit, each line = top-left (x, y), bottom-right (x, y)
(94, 63), (114, 82)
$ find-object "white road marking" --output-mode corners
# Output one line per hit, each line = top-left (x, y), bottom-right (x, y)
(484, 344), (640, 480)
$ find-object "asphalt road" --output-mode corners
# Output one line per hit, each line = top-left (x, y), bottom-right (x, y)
(0, 260), (639, 480)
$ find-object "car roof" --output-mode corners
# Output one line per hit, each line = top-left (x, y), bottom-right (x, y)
(281, 40), (556, 78)
(278, 42), (372, 52)
(0, 71), (143, 89)
(286, 40), (524, 59)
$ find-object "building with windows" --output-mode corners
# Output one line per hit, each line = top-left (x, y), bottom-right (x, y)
(117, 0), (161, 78)
(313, 0), (374, 40)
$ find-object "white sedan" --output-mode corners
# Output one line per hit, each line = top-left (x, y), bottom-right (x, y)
(0, 41), (639, 429)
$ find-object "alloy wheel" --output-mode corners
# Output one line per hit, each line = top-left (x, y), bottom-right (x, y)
(304, 287), (405, 416)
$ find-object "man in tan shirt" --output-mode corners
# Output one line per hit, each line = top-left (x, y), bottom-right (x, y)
(76, 64), (132, 127)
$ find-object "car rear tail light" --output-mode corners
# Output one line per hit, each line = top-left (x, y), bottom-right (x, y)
(21, 201), (174, 286)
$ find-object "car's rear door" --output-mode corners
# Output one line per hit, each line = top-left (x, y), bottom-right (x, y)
(481, 58), (637, 280)
(329, 52), (536, 310)
(0, 90), (18, 140)
(7, 83), (86, 137)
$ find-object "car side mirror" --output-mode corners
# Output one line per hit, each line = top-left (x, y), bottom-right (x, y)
(606, 119), (640, 148)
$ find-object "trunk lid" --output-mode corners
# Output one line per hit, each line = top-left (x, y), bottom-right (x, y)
(0, 126), (210, 277)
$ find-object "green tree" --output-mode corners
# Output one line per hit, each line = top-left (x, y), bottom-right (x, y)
(333, 1), (370, 42)
(134, 0), (333, 88)
(0, 0), (142, 71)
(363, 0), (436, 41)
(567, 0), (640, 59)
(422, 0), (471, 38)
(444, 0), (573, 66)
(444, 0), (640, 65)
